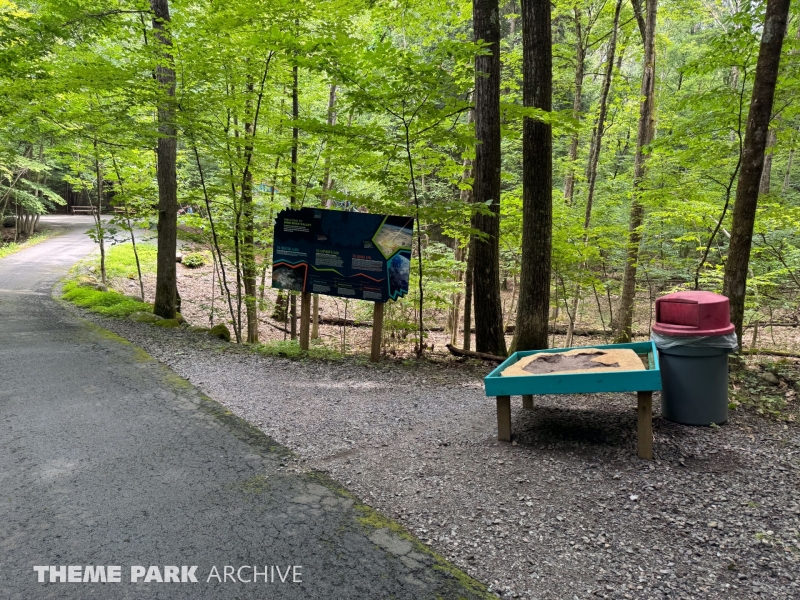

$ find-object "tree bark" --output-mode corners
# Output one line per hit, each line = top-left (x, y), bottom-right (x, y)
(471, 0), (507, 355)
(150, 0), (178, 320)
(511, 0), (552, 352)
(784, 148), (794, 192)
(451, 108), (475, 346)
(565, 0), (623, 347)
(723, 0), (791, 346)
(239, 54), (273, 344)
(92, 141), (107, 286)
(614, 0), (657, 343)
(242, 83), (258, 344)
(759, 128), (777, 193)
(462, 237), (475, 351)
(290, 63), (299, 340)
(322, 83), (338, 208)
(563, 8), (585, 205)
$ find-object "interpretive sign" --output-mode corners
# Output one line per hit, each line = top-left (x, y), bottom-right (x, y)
(271, 208), (413, 303)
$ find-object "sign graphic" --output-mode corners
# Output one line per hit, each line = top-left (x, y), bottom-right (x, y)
(271, 208), (413, 303)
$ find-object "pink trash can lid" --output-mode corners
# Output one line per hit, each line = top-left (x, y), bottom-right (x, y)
(652, 291), (735, 337)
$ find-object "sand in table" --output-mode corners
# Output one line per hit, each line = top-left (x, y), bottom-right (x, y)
(500, 348), (645, 377)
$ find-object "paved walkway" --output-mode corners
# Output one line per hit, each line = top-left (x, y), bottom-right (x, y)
(0, 216), (488, 599)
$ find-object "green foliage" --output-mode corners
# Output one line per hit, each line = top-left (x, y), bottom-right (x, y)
(5, 0), (799, 349)
(209, 323), (232, 342)
(102, 243), (158, 280)
(61, 281), (151, 317)
(182, 252), (207, 268)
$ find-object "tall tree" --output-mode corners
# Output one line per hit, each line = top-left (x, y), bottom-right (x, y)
(289, 62), (299, 340)
(723, 0), (791, 345)
(511, 0), (552, 351)
(472, 0), (507, 355)
(614, 0), (657, 343)
(565, 0), (623, 347)
(150, 0), (179, 320)
(562, 8), (587, 205)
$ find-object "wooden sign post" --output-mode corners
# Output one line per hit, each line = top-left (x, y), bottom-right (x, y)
(370, 302), (385, 362)
(299, 292), (311, 350)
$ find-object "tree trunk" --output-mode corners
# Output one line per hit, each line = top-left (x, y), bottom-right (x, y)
(723, 0), (791, 346)
(150, 0), (178, 320)
(566, 0), (623, 347)
(563, 8), (585, 205)
(614, 0), (657, 343)
(452, 108), (474, 346)
(462, 238), (475, 351)
(471, 0), (507, 356)
(91, 141), (107, 286)
(290, 63), (299, 340)
(323, 84), (338, 208)
(239, 56), (272, 344)
(784, 148), (794, 192)
(759, 128), (777, 194)
(311, 293), (319, 339)
(242, 93), (258, 344)
(511, 0), (552, 352)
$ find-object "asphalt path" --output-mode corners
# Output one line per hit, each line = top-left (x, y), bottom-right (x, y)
(0, 216), (487, 599)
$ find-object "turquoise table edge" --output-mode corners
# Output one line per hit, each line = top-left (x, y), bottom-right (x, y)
(484, 341), (662, 396)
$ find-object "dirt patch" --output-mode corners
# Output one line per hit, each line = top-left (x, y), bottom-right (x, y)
(502, 348), (645, 377)
(523, 352), (618, 374)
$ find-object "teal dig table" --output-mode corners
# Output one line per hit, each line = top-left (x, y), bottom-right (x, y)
(484, 341), (662, 459)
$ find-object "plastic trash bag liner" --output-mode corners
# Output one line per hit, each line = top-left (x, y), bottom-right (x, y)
(651, 331), (739, 351)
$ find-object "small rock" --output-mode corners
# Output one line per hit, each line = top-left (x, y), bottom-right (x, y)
(759, 372), (780, 385)
(188, 326), (210, 333)
(209, 324), (231, 342)
(76, 275), (99, 288)
(153, 318), (180, 328)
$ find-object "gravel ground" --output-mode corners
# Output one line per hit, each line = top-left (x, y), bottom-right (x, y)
(66, 304), (800, 600)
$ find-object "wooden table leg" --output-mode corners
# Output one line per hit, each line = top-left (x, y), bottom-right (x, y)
(637, 391), (653, 460)
(496, 396), (511, 442)
(522, 394), (534, 410)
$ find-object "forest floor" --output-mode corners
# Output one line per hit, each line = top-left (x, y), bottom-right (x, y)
(0, 223), (57, 258)
(66, 285), (800, 600)
(108, 236), (800, 360)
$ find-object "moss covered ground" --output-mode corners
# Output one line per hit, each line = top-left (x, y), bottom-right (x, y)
(61, 281), (152, 317)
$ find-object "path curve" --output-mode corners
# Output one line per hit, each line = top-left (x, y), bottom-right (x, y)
(0, 216), (488, 599)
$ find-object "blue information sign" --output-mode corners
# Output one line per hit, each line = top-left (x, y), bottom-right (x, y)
(271, 208), (413, 303)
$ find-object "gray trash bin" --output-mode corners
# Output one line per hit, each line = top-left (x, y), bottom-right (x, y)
(651, 291), (738, 426)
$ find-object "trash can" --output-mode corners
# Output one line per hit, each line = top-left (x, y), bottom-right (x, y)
(651, 291), (738, 425)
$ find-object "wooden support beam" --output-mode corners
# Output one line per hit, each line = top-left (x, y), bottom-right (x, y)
(637, 391), (653, 460)
(522, 395), (534, 410)
(496, 396), (511, 442)
(370, 302), (385, 363)
(311, 293), (320, 339)
(299, 292), (311, 350)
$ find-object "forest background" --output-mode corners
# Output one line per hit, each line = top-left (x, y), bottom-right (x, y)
(1, 0), (798, 357)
